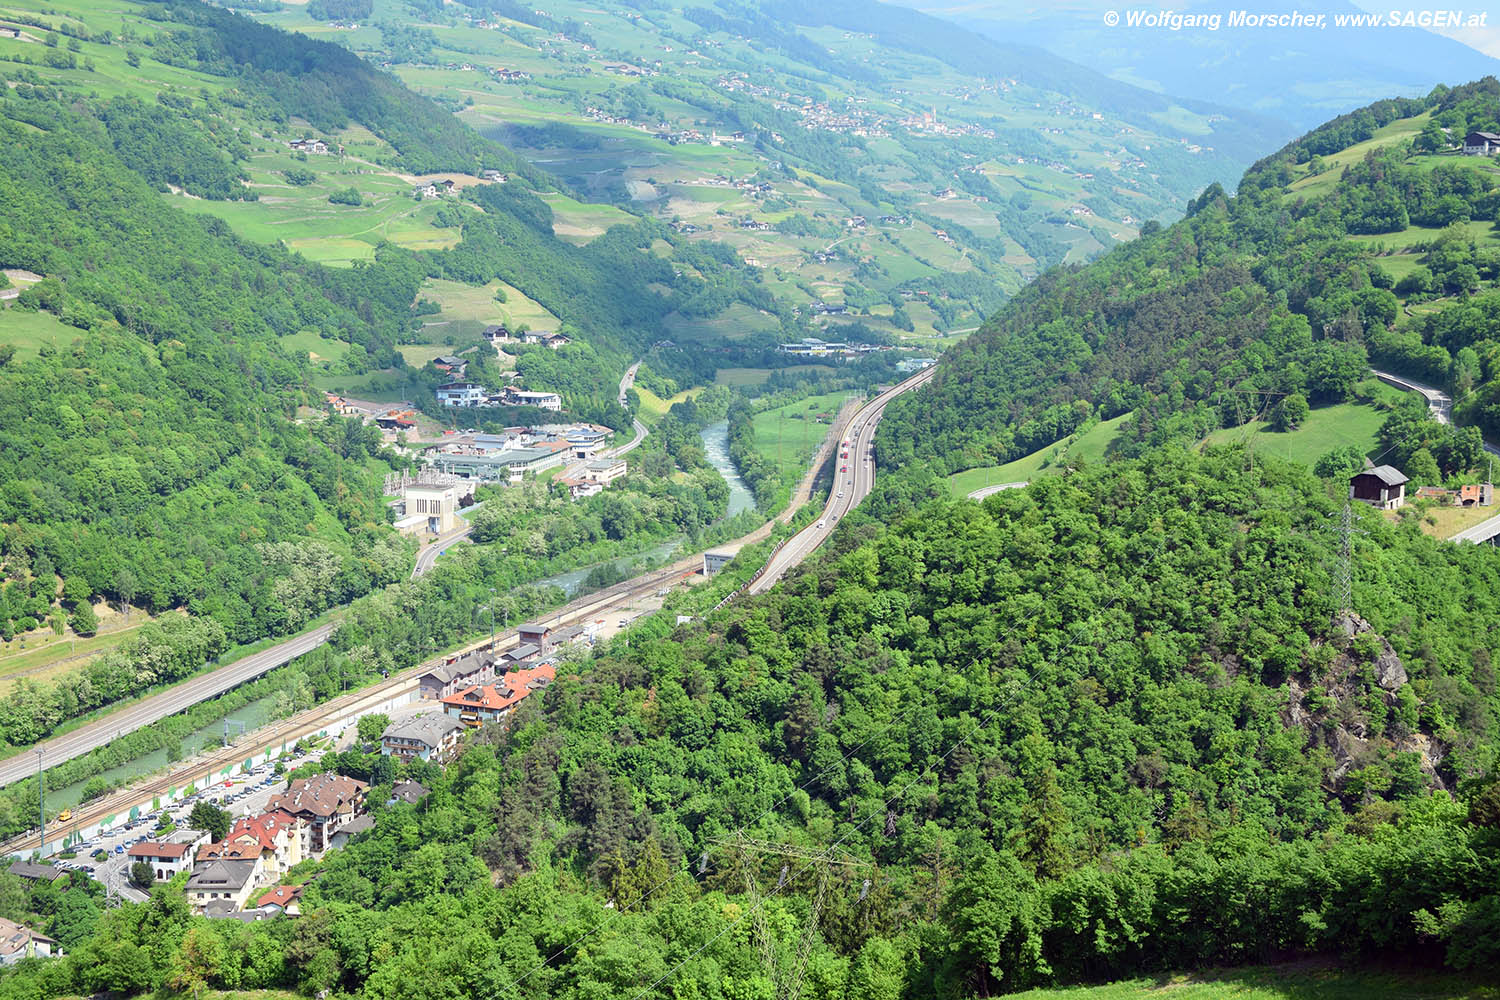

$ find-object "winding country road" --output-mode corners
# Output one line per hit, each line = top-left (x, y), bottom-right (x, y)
(612, 361), (649, 457)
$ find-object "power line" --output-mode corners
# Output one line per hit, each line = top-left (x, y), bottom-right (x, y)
(497, 533), (1172, 997)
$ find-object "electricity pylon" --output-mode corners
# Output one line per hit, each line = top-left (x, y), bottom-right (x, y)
(710, 836), (869, 1000)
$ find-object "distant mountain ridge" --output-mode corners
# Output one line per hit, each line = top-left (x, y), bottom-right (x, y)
(897, 0), (1500, 129)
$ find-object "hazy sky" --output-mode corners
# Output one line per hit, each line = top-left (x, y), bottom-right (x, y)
(931, 1), (1500, 58)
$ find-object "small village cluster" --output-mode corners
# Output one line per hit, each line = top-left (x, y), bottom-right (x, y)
(32, 623), (582, 924)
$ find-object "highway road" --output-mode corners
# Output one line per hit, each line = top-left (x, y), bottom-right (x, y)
(1373, 368), (1500, 459)
(748, 365), (936, 595)
(1450, 511), (1500, 544)
(612, 362), (648, 457)
(0, 622), (337, 791)
(0, 362), (906, 810)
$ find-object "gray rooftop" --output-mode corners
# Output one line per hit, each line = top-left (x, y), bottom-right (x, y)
(382, 712), (466, 745)
(1362, 465), (1409, 486)
(186, 859), (257, 892)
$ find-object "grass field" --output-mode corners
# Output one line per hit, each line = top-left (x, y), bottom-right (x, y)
(278, 329), (353, 363)
(1200, 401), (1391, 467)
(0, 307), (78, 360)
(948, 412), (1134, 497)
(752, 392), (854, 482)
(1403, 501), (1498, 540)
(635, 384), (703, 424)
(1009, 963), (1498, 999)
(0, 611), (147, 686)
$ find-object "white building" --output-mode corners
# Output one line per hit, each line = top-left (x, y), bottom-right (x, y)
(396, 483), (460, 535)
(509, 389), (563, 411)
(436, 382), (485, 407)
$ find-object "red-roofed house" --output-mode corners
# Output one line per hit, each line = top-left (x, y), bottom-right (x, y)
(256, 884), (303, 916)
(127, 840), (193, 882)
(441, 662), (555, 728)
(199, 810), (304, 878)
(266, 774), (368, 855)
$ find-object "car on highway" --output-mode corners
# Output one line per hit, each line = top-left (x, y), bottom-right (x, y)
(837, 491), (844, 498)
(816, 520), (825, 528)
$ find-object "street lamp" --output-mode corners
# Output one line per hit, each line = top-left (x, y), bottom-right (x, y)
(35, 748), (43, 853)
(488, 587), (497, 652)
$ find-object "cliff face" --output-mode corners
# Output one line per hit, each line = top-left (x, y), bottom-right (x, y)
(1285, 611), (1445, 796)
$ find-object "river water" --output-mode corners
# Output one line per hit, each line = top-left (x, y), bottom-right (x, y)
(45, 421), (759, 810)
(700, 420), (755, 518)
(48, 693), (285, 811)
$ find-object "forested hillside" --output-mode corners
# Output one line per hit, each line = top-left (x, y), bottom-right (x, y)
(878, 78), (1500, 475)
(0, 0), (766, 655)
(1, 447), (1496, 999)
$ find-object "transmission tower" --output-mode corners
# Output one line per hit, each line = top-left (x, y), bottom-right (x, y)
(710, 836), (869, 1000)
(1330, 500), (1367, 619)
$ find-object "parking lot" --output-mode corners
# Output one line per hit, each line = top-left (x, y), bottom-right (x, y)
(55, 747), (321, 896)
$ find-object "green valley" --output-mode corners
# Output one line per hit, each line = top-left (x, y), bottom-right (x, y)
(3, 2), (1500, 999)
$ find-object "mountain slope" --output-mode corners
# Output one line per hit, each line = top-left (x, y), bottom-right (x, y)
(247, 0), (1293, 343)
(878, 78), (1500, 481)
(900, 0), (1500, 130)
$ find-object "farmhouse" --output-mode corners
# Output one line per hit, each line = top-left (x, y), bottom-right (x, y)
(1463, 131), (1500, 155)
(1349, 466), (1409, 510)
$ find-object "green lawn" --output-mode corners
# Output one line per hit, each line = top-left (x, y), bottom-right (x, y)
(635, 385), (703, 424)
(278, 329), (352, 363)
(1009, 964), (1497, 1000)
(715, 367), (774, 387)
(752, 391), (854, 482)
(1200, 400), (1392, 466)
(0, 307), (77, 360)
(948, 412), (1134, 497)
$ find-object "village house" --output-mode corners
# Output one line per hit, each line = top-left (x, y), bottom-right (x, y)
(328, 814), (375, 851)
(6, 861), (61, 886)
(266, 774), (369, 855)
(441, 661), (556, 728)
(185, 859), (259, 912)
(126, 841), (194, 882)
(198, 810), (304, 881)
(391, 780), (430, 806)
(381, 711), (467, 763)
(256, 885), (303, 916)
(432, 355), (468, 376)
(507, 389), (564, 412)
(1463, 131), (1500, 155)
(288, 138), (329, 154)
(0, 918), (57, 965)
(418, 649), (496, 700)
(1349, 466), (1409, 510)
(436, 381), (485, 407)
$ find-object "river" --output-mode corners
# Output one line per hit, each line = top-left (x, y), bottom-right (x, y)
(48, 693), (286, 812)
(45, 421), (757, 812)
(700, 420), (755, 518)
